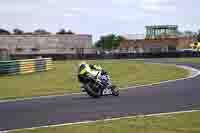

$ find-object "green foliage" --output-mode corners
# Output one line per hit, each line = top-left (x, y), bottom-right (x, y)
(0, 28), (11, 35)
(13, 28), (24, 35)
(56, 29), (75, 35)
(197, 30), (200, 42)
(66, 30), (75, 34)
(33, 29), (50, 34)
(95, 34), (125, 50)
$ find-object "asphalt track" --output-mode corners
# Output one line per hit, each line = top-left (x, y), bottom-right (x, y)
(1, 59), (200, 132)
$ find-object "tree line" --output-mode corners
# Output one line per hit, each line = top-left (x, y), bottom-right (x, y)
(0, 28), (75, 35)
(178, 30), (200, 42)
(95, 30), (200, 50)
(95, 34), (125, 50)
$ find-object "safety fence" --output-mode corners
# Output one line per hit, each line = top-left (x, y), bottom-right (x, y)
(0, 58), (53, 75)
(10, 51), (200, 60)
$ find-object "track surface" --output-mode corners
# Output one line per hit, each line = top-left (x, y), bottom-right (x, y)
(1, 59), (200, 131)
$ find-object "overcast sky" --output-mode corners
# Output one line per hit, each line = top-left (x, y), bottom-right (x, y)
(0, 0), (199, 41)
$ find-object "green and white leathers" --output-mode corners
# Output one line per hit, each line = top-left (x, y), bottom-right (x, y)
(79, 62), (102, 78)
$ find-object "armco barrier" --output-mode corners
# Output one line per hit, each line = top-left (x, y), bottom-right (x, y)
(0, 58), (53, 75)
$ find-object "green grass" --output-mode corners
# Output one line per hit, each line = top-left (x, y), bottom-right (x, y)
(0, 60), (189, 100)
(10, 111), (200, 133)
(176, 58), (200, 63)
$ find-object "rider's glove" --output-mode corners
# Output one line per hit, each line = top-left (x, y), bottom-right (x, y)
(101, 70), (108, 75)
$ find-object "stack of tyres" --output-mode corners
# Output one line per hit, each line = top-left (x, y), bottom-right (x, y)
(0, 58), (53, 76)
(45, 58), (53, 70)
(0, 61), (19, 75)
(35, 59), (46, 72)
(18, 59), (35, 74)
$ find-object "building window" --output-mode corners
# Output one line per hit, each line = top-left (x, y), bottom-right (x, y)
(76, 48), (84, 54)
(0, 49), (9, 61)
(15, 48), (24, 52)
(31, 48), (40, 51)
(168, 45), (176, 51)
(70, 48), (74, 51)
(150, 47), (162, 53)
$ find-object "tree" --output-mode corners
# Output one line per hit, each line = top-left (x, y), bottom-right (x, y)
(33, 29), (50, 34)
(13, 28), (24, 35)
(0, 28), (10, 35)
(56, 29), (67, 34)
(23, 32), (33, 35)
(114, 35), (125, 48)
(56, 29), (74, 34)
(66, 30), (75, 34)
(197, 30), (200, 42)
(183, 30), (195, 37)
(95, 34), (125, 50)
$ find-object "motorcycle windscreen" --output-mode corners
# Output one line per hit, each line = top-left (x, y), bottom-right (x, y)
(90, 70), (99, 77)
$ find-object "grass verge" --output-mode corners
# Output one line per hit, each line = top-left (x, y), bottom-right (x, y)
(176, 58), (200, 63)
(0, 60), (189, 100)
(10, 111), (200, 133)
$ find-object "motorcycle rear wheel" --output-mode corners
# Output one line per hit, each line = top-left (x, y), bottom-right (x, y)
(85, 83), (102, 98)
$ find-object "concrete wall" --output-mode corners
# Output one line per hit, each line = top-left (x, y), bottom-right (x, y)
(0, 34), (94, 54)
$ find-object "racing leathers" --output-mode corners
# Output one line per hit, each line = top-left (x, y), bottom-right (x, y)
(78, 63), (103, 92)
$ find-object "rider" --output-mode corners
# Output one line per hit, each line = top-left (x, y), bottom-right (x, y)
(78, 61), (107, 92)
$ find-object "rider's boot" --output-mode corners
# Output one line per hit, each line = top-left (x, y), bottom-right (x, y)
(80, 83), (86, 92)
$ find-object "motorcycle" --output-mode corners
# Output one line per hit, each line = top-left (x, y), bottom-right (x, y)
(81, 71), (119, 98)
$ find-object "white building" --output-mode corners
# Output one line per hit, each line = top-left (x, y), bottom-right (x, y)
(0, 34), (96, 55)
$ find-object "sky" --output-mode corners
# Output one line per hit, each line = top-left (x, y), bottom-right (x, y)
(0, 0), (199, 41)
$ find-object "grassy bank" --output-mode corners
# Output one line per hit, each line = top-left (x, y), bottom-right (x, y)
(0, 60), (189, 100)
(10, 111), (200, 133)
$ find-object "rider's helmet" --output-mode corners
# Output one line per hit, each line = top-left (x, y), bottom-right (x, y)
(79, 61), (87, 71)
(79, 61), (87, 66)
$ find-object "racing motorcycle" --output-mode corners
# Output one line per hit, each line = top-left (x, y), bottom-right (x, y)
(81, 71), (119, 98)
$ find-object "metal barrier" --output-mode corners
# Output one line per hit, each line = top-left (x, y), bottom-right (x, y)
(10, 51), (200, 60)
(0, 58), (53, 75)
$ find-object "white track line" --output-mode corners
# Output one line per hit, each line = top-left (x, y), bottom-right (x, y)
(124, 64), (200, 90)
(0, 64), (200, 103)
(1, 110), (199, 133)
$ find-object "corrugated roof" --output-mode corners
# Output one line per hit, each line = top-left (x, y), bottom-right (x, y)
(123, 34), (145, 40)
